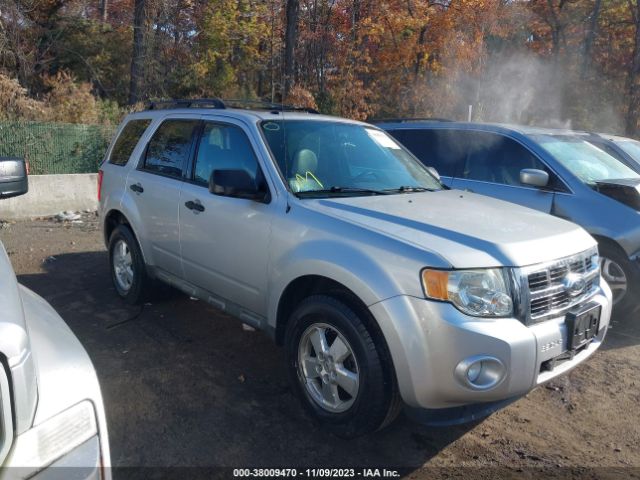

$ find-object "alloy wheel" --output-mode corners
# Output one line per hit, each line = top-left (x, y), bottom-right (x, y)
(113, 239), (134, 292)
(298, 323), (360, 413)
(600, 257), (627, 305)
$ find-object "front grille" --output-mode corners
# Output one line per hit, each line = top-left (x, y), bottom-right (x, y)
(525, 248), (600, 322)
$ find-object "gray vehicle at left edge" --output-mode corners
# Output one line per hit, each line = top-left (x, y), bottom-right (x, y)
(0, 157), (111, 479)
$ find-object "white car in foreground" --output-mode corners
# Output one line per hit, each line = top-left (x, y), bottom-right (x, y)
(0, 157), (110, 479)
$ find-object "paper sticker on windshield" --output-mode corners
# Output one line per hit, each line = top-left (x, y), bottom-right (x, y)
(366, 129), (401, 149)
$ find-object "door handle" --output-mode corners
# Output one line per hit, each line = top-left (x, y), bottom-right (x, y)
(130, 183), (144, 194)
(185, 200), (205, 213)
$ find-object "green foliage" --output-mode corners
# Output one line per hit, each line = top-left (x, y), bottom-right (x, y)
(53, 19), (133, 105)
(191, 0), (270, 97)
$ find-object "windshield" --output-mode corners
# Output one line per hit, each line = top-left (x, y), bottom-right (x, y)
(534, 135), (640, 185)
(616, 139), (640, 164)
(260, 120), (443, 196)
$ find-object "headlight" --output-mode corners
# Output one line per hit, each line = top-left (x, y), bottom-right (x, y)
(421, 268), (514, 317)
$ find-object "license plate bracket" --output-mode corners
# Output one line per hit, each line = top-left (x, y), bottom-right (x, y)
(566, 304), (601, 350)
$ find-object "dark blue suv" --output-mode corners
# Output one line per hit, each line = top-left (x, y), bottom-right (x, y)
(377, 120), (640, 315)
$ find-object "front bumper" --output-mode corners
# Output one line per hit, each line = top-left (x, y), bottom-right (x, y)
(369, 283), (612, 410)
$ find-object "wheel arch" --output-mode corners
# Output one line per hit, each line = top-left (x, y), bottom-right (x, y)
(103, 209), (149, 265)
(274, 275), (389, 353)
(591, 234), (628, 260)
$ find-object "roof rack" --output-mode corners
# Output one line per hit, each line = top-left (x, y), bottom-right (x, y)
(368, 117), (452, 123)
(224, 98), (319, 114)
(148, 98), (227, 110)
(146, 98), (319, 114)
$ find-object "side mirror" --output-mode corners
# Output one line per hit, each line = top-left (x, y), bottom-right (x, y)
(520, 168), (549, 188)
(209, 169), (268, 202)
(0, 157), (28, 199)
(427, 166), (441, 181)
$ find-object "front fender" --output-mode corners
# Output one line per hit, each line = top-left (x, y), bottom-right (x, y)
(553, 189), (640, 256)
(267, 239), (406, 328)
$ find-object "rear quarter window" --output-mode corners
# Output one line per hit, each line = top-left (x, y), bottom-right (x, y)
(108, 119), (152, 166)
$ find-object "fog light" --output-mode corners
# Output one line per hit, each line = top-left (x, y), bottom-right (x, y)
(467, 362), (483, 382)
(455, 356), (506, 391)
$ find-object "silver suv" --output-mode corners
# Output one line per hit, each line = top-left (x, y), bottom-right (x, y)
(0, 158), (111, 476)
(99, 100), (612, 437)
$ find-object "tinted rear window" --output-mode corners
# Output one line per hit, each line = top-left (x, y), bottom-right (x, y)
(389, 129), (465, 177)
(143, 120), (199, 178)
(109, 119), (152, 166)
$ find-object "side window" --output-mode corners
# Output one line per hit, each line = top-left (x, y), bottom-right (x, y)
(392, 129), (465, 177)
(193, 123), (260, 186)
(108, 119), (151, 166)
(142, 120), (199, 178)
(461, 132), (548, 186)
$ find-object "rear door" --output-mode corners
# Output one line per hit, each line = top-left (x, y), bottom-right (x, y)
(449, 131), (556, 213)
(178, 118), (273, 318)
(125, 117), (200, 277)
(388, 128), (466, 187)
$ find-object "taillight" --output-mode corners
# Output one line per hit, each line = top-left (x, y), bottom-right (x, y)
(97, 169), (104, 201)
(25, 160), (30, 175)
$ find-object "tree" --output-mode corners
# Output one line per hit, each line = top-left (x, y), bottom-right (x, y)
(626, 0), (640, 135)
(283, 0), (299, 98)
(128, 0), (146, 104)
(582, 0), (602, 76)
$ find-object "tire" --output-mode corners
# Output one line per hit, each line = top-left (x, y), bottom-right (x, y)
(284, 295), (400, 438)
(108, 224), (152, 305)
(599, 244), (639, 317)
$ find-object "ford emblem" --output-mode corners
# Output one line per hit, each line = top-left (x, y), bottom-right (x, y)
(563, 273), (587, 297)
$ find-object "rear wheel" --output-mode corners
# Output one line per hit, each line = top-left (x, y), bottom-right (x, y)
(284, 295), (400, 438)
(108, 224), (151, 305)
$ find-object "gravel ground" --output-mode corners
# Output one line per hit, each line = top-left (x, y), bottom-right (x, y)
(1, 215), (639, 478)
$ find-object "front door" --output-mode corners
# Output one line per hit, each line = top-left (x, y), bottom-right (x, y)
(449, 131), (556, 213)
(179, 119), (273, 317)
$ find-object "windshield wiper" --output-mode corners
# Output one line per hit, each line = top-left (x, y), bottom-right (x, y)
(295, 186), (390, 197)
(383, 186), (435, 193)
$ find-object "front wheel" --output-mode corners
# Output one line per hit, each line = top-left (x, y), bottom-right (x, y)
(599, 245), (639, 316)
(284, 295), (400, 438)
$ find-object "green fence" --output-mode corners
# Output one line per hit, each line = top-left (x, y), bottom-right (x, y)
(0, 121), (116, 174)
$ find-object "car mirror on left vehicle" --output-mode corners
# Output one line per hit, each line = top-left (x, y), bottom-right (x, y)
(520, 168), (549, 188)
(427, 166), (441, 181)
(0, 157), (28, 199)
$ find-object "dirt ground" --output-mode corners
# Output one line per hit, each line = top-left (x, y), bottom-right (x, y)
(1, 215), (639, 478)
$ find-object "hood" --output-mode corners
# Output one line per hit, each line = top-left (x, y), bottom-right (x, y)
(308, 190), (595, 268)
(595, 178), (640, 211)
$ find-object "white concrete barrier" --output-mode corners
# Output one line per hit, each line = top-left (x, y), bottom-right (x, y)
(0, 174), (98, 219)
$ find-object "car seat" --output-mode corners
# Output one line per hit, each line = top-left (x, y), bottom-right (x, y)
(290, 149), (323, 192)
